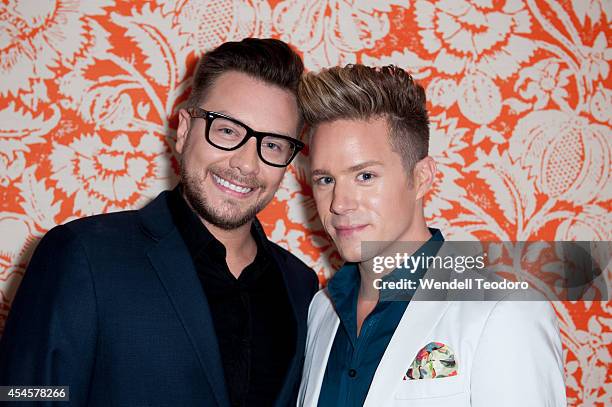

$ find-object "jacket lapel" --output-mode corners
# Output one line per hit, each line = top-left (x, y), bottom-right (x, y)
(365, 241), (487, 405)
(273, 265), (304, 406)
(252, 220), (307, 407)
(299, 291), (340, 406)
(140, 192), (230, 407)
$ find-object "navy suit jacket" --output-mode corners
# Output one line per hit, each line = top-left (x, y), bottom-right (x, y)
(0, 190), (319, 406)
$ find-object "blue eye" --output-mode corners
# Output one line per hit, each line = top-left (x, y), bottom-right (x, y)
(357, 172), (375, 182)
(315, 176), (334, 185)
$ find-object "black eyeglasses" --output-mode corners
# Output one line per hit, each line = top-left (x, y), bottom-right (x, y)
(186, 107), (304, 167)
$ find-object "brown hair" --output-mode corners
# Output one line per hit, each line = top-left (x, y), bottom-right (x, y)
(298, 64), (429, 175)
(188, 38), (304, 108)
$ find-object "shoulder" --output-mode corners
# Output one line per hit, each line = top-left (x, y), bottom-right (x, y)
(454, 290), (558, 331)
(31, 223), (86, 262)
(57, 190), (174, 245)
(57, 210), (142, 250)
(451, 267), (559, 327)
(62, 210), (139, 236)
(23, 206), (148, 274)
(19, 223), (96, 296)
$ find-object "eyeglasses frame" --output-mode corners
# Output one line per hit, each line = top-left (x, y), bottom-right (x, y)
(186, 107), (304, 168)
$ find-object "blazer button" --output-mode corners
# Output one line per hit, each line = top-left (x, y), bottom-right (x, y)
(348, 368), (357, 378)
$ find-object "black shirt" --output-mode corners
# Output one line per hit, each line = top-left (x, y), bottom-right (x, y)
(168, 186), (296, 407)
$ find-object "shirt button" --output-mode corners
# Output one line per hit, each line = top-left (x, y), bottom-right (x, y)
(348, 368), (357, 378)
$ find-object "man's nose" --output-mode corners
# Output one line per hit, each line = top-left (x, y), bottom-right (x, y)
(330, 181), (357, 215)
(229, 138), (260, 176)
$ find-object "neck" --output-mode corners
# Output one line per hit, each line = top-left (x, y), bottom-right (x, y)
(357, 220), (432, 302)
(203, 219), (255, 255)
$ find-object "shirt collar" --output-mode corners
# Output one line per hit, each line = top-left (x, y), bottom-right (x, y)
(327, 227), (445, 308)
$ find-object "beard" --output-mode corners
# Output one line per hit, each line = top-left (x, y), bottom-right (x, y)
(180, 161), (267, 230)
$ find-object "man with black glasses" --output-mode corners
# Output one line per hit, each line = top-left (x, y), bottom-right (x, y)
(0, 38), (319, 407)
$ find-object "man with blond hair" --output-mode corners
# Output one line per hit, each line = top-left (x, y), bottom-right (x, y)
(296, 64), (566, 406)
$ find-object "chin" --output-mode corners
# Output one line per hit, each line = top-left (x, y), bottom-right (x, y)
(335, 244), (362, 263)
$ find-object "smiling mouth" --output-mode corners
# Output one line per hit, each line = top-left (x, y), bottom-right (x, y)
(334, 225), (368, 237)
(212, 173), (255, 195)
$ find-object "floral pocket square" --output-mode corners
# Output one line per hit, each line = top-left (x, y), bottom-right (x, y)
(403, 342), (458, 380)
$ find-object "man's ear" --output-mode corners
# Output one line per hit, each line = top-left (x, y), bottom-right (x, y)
(176, 108), (192, 154)
(413, 156), (437, 200)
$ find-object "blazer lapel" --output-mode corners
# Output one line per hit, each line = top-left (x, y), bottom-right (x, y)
(139, 191), (229, 407)
(364, 299), (452, 406)
(147, 229), (230, 407)
(252, 219), (311, 407)
(272, 259), (305, 406)
(299, 292), (340, 407)
(365, 240), (495, 405)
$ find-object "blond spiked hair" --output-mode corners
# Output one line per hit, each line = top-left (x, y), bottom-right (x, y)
(298, 64), (429, 175)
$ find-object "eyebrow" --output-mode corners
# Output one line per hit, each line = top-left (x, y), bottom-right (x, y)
(311, 160), (384, 177)
(211, 109), (293, 138)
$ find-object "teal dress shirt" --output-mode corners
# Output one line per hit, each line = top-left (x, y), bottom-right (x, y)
(317, 228), (444, 406)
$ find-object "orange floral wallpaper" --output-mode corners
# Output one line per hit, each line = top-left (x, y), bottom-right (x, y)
(0, 0), (610, 405)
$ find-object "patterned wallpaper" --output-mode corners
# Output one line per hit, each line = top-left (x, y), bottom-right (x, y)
(0, 1), (610, 405)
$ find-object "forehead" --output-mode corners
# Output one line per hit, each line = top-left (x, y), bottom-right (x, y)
(310, 117), (397, 170)
(200, 71), (299, 136)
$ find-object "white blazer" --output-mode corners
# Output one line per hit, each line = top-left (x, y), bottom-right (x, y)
(298, 286), (567, 406)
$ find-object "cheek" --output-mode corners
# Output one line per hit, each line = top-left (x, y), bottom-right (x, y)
(183, 140), (220, 168)
(261, 168), (285, 190)
(313, 188), (333, 217)
(360, 180), (408, 220)
(312, 190), (332, 224)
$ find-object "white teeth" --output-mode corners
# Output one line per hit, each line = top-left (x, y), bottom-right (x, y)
(212, 174), (253, 194)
